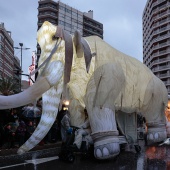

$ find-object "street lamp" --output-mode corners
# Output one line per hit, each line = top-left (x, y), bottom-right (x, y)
(14, 43), (30, 91)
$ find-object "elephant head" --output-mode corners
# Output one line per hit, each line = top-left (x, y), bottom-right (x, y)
(0, 20), (97, 154)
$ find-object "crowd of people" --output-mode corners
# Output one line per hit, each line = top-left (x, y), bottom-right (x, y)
(0, 100), (60, 150)
(0, 100), (92, 151)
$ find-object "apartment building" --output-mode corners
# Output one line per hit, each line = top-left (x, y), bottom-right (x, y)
(143, 0), (170, 95)
(0, 22), (14, 78)
(37, 0), (103, 57)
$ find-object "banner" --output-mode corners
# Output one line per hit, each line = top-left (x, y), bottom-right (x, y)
(28, 52), (37, 86)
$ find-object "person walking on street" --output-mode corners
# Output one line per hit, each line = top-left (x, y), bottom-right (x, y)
(58, 104), (72, 144)
(73, 108), (92, 149)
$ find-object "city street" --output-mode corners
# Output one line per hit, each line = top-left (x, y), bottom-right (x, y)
(0, 151), (142, 170)
(1, 143), (170, 170)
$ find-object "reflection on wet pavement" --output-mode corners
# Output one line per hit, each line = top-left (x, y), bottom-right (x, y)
(146, 145), (170, 170)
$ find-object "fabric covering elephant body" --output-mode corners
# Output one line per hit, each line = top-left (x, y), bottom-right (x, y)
(0, 21), (168, 160)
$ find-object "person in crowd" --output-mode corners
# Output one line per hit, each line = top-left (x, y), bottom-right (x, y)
(31, 100), (42, 127)
(7, 109), (19, 124)
(44, 127), (52, 144)
(16, 120), (26, 147)
(73, 108), (92, 150)
(34, 102), (42, 124)
(0, 109), (10, 127)
(3, 124), (16, 149)
(58, 104), (72, 144)
(50, 119), (60, 143)
(0, 124), (4, 148)
(26, 121), (35, 140)
(0, 109), (10, 148)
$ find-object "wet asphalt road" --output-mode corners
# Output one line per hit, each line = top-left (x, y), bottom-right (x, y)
(0, 151), (140, 170)
(1, 144), (170, 170)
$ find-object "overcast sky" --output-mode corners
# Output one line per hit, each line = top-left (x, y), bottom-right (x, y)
(0, 0), (147, 80)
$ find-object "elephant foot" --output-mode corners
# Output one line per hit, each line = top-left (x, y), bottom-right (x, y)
(147, 123), (167, 144)
(92, 133), (120, 160)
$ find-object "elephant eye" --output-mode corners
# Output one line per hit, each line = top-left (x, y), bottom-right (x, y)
(52, 35), (59, 41)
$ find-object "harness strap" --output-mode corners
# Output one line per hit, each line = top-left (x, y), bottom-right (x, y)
(30, 40), (62, 78)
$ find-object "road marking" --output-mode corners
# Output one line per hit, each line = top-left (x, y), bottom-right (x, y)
(0, 156), (59, 169)
(25, 156), (59, 164)
(0, 163), (28, 169)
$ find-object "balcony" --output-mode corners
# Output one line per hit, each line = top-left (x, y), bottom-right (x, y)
(152, 33), (170, 44)
(167, 88), (170, 93)
(144, 28), (170, 57)
(38, 5), (58, 12)
(150, 57), (170, 68)
(152, 41), (170, 50)
(38, 13), (58, 20)
(164, 81), (170, 86)
(83, 21), (103, 31)
(83, 27), (103, 37)
(152, 65), (170, 72)
(159, 73), (170, 78)
(152, 0), (167, 9)
(152, 50), (170, 58)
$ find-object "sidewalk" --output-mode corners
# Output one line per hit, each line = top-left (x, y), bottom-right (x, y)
(0, 142), (62, 167)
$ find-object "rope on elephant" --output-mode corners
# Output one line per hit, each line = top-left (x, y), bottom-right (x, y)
(91, 130), (119, 141)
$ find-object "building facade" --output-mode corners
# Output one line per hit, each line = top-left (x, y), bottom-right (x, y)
(143, 0), (170, 95)
(0, 23), (14, 78)
(37, 0), (103, 58)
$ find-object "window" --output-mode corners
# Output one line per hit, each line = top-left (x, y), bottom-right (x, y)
(59, 6), (65, 11)
(65, 8), (71, 14)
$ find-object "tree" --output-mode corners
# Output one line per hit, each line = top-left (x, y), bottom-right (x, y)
(0, 76), (19, 96)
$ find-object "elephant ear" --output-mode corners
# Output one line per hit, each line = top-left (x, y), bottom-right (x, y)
(73, 30), (92, 73)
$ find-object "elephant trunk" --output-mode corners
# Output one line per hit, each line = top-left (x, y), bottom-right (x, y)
(0, 77), (51, 109)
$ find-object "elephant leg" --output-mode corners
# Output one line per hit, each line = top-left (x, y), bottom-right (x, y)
(146, 122), (167, 144)
(85, 63), (125, 159)
(141, 78), (167, 144)
(90, 106), (119, 160)
(166, 121), (170, 137)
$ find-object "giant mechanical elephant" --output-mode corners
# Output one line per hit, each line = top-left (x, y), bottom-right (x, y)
(0, 21), (168, 160)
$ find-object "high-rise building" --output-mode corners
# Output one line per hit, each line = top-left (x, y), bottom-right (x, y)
(0, 22), (14, 78)
(37, 0), (103, 58)
(143, 0), (170, 95)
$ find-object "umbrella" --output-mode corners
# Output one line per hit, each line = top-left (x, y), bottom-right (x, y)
(22, 109), (35, 118)
(22, 107), (41, 118)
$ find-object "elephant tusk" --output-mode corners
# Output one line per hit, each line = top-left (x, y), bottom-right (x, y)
(0, 76), (51, 109)
(17, 80), (63, 154)
(17, 61), (64, 154)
